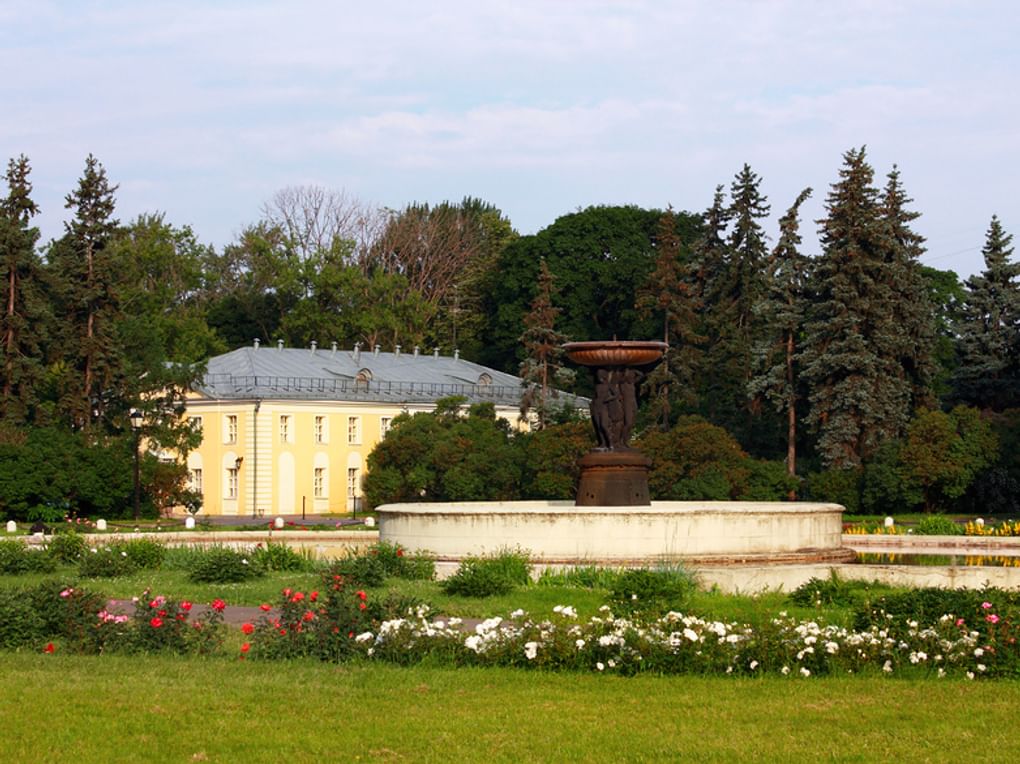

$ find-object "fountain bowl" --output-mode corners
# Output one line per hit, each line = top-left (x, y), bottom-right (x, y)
(563, 340), (668, 367)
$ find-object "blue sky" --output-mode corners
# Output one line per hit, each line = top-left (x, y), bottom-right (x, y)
(2, 1), (1017, 277)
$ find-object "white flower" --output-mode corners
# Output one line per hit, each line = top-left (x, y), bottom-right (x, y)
(937, 668), (946, 678)
(749, 660), (759, 670)
(596, 662), (605, 671)
(883, 661), (893, 673)
(974, 647), (985, 658)
(510, 609), (525, 618)
(977, 663), (986, 673)
(800, 667), (811, 677)
(683, 628), (699, 642)
(355, 631), (374, 643)
(607, 659), (616, 668)
(631, 594), (638, 600)
(464, 635), (482, 653)
(524, 641), (539, 660)
(241, 558), (249, 565)
(825, 641), (839, 654)
(966, 671), (975, 680)
(781, 666), (790, 675)
(120, 551), (128, 557)
(575, 639), (585, 650)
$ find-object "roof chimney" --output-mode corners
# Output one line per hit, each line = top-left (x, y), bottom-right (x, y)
(454, 348), (460, 361)
(373, 344), (381, 356)
(413, 345), (420, 357)
(277, 339), (284, 351)
(253, 338), (260, 351)
(353, 342), (361, 363)
(395, 345), (401, 357)
(310, 340), (317, 355)
(433, 347), (439, 359)
(331, 341), (338, 357)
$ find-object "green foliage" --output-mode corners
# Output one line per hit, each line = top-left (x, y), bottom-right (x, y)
(0, 540), (57, 574)
(517, 420), (592, 500)
(788, 572), (889, 608)
(252, 542), (314, 573)
(113, 538), (166, 570)
(914, 515), (962, 535)
(536, 566), (624, 590)
(364, 397), (521, 507)
(78, 547), (138, 578)
(328, 552), (388, 588)
(328, 542), (436, 587)
(442, 550), (532, 597)
(45, 531), (89, 564)
(852, 587), (1020, 636)
(0, 588), (45, 648)
(605, 566), (696, 615)
(187, 546), (265, 583)
(805, 468), (862, 514)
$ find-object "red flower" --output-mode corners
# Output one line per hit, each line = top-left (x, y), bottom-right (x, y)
(278, 628), (287, 636)
(211, 599), (226, 612)
(348, 631), (354, 638)
(241, 623), (255, 635)
(180, 601), (192, 612)
(302, 611), (314, 622)
(309, 591), (318, 602)
(396, 548), (404, 557)
(44, 642), (55, 654)
(150, 617), (164, 628)
(176, 613), (186, 621)
(259, 603), (272, 612)
(356, 590), (367, 601)
(282, 588), (292, 598)
(359, 602), (367, 611)
(291, 591), (305, 603)
(240, 642), (250, 654)
(158, 609), (167, 617)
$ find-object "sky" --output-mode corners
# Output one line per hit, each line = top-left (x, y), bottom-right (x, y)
(2, 0), (1017, 278)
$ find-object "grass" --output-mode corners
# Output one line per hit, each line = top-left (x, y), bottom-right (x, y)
(2, 653), (1019, 763)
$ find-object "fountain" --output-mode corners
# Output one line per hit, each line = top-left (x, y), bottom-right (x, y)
(377, 339), (854, 585)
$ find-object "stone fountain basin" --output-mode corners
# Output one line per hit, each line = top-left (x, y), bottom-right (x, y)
(377, 501), (852, 565)
(562, 340), (668, 367)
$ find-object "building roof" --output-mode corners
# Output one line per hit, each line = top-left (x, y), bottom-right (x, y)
(192, 342), (586, 409)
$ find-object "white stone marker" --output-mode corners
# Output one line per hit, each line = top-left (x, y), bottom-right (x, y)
(884, 516), (895, 528)
(274, 516), (285, 529)
(5, 520), (16, 533)
(96, 518), (107, 531)
(185, 516), (196, 530)
(364, 516), (376, 528)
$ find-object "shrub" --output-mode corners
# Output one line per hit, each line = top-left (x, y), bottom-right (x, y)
(188, 546), (265, 583)
(111, 538), (166, 569)
(605, 566), (696, 615)
(0, 588), (45, 648)
(537, 565), (623, 590)
(852, 587), (1020, 636)
(78, 546), (137, 578)
(27, 580), (107, 639)
(328, 553), (387, 588)
(253, 542), (314, 573)
(914, 515), (962, 536)
(327, 542), (436, 586)
(46, 531), (89, 564)
(0, 540), (57, 574)
(442, 549), (531, 597)
(788, 572), (889, 608)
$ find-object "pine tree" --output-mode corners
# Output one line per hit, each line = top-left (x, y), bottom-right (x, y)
(801, 147), (912, 468)
(879, 166), (937, 410)
(953, 216), (1020, 410)
(518, 259), (569, 429)
(636, 207), (704, 428)
(749, 187), (812, 478)
(0, 155), (49, 424)
(46, 154), (122, 429)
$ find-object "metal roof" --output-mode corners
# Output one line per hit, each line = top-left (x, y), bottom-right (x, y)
(193, 343), (586, 409)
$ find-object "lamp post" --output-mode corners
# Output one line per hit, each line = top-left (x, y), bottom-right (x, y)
(130, 409), (143, 521)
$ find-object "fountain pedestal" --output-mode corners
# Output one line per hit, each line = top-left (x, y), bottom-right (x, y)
(563, 340), (668, 507)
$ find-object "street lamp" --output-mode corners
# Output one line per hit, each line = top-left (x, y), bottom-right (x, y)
(130, 409), (143, 521)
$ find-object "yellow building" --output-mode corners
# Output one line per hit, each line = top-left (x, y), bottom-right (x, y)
(183, 340), (530, 517)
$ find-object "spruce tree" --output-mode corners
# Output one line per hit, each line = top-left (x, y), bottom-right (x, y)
(46, 154), (123, 429)
(636, 207), (704, 428)
(879, 166), (937, 410)
(0, 155), (49, 424)
(518, 259), (569, 429)
(749, 187), (812, 478)
(801, 147), (912, 468)
(953, 216), (1020, 410)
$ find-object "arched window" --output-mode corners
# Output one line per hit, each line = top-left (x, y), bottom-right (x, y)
(355, 368), (373, 389)
(477, 373), (493, 386)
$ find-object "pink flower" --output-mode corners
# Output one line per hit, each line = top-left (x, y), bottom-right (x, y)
(241, 623), (254, 635)
(211, 599), (226, 612)
(149, 596), (165, 609)
(956, 618), (966, 627)
(59, 589), (73, 598)
(282, 588), (292, 598)
(150, 617), (164, 628)
(987, 614), (1000, 624)
(982, 602), (993, 610)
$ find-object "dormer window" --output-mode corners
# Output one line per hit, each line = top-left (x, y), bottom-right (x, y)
(355, 368), (373, 388)
(478, 373), (493, 386)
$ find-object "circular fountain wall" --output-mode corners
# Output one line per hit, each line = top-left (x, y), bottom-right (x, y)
(377, 501), (853, 565)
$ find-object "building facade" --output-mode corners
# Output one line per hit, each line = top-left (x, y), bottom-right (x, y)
(183, 341), (534, 517)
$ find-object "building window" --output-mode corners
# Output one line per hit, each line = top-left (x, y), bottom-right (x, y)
(226, 467), (238, 499)
(314, 467), (325, 498)
(225, 415), (237, 444)
(279, 415), (291, 443)
(347, 416), (361, 445)
(380, 417), (392, 438)
(347, 468), (360, 501)
(189, 468), (203, 494)
(315, 415), (327, 444)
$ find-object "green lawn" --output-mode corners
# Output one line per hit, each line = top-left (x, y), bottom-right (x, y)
(3, 653), (1019, 763)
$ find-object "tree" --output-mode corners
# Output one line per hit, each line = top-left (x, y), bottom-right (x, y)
(45, 154), (122, 430)
(518, 259), (569, 429)
(0, 155), (49, 424)
(879, 166), (937, 410)
(801, 147), (916, 468)
(749, 187), (812, 480)
(952, 216), (1020, 410)
(636, 207), (704, 428)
